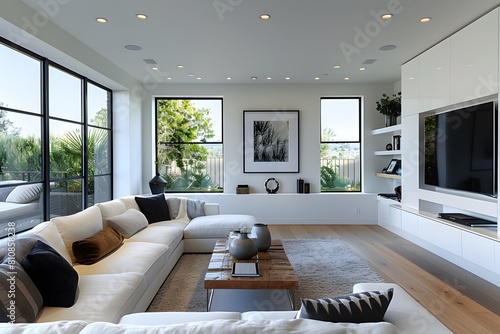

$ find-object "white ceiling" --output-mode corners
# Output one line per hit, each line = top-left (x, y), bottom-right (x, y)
(18, 0), (500, 84)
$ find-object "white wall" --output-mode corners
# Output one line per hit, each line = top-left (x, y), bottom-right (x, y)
(140, 82), (395, 224)
(0, 2), (399, 224)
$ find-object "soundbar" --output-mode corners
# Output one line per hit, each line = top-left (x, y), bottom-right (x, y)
(437, 213), (497, 227)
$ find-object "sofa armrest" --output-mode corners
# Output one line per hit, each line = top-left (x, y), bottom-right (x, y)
(119, 312), (241, 325)
(203, 203), (219, 216)
(353, 283), (452, 334)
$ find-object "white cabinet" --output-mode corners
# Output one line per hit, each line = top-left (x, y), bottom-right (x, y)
(417, 216), (462, 256)
(401, 57), (419, 117)
(419, 39), (451, 112)
(450, 8), (499, 103)
(462, 231), (495, 272)
(496, 242), (500, 274)
(378, 199), (389, 226)
(401, 210), (418, 236)
(388, 205), (402, 229)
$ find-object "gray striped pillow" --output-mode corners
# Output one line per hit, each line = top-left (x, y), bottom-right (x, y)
(0, 258), (43, 323)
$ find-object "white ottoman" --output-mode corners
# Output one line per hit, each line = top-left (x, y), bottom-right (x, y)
(183, 214), (257, 252)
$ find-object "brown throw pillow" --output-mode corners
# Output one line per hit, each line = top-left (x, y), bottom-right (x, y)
(72, 227), (124, 265)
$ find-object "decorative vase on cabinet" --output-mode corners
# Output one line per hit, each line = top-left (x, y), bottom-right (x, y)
(252, 223), (271, 251)
(149, 173), (167, 194)
(229, 232), (257, 260)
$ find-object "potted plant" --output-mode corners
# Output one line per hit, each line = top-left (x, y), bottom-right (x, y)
(376, 92), (401, 126)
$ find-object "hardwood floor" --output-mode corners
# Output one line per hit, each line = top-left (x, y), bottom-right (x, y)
(268, 225), (500, 334)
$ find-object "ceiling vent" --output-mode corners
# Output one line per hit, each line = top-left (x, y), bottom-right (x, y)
(143, 59), (157, 65)
(362, 59), (377, 64)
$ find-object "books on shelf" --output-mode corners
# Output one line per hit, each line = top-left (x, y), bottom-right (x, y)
(231, 262), (260, 277)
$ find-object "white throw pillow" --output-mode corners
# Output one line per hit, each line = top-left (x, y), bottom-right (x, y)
(96, 199), (127, 226)
(6, 183), (42, 204)
(51, 205), (103, 263)
(106, 209), (148, 238)
(30, 221), (72, 264)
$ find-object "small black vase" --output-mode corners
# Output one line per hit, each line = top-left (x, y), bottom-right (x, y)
(149, 174), (166, 194)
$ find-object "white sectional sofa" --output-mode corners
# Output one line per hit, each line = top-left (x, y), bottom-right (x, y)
(0, 283), (452, 333)
(0, 194), (451, 333)
(0, 194), (256, 324)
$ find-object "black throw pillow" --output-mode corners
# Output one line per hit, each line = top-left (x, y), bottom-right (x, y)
(134, 194), (171, 223)
(21, 240), (79, 307)
(297, 288), (394, 323)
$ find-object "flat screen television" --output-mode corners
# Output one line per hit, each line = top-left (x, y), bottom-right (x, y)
(423, 100), (497, 198)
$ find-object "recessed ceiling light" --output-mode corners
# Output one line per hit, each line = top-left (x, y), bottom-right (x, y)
(285, 77), (291, 80)
(420, 17), (431, 23)
(359, 67), (366, 71)
(344, 77), (350, 80)
(251, 76), (257, 80)
(333, 65), (341, 69)
(196, 77), (202, 80)
(124, 45), (142, 51)
(266, 76), (272, 80)
(314, 77), (320, 80)
(226, 77), (232, 80)
(96, 17), (107, 23)
(409, 77), (415, 80)
(381, 14), (393, 20)
(136, 14), (148, 20)
(152, 67), (158, 71)
(177, 65), (184, 68)
(380, 45), (396, 51)
(166, 77), (172, 80)
(260, 14), (271, 20)
(188, 73), (194, 77)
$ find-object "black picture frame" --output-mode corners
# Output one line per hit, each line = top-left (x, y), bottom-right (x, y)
(385, 159), (400, 174)
(243, 110), (299, 173)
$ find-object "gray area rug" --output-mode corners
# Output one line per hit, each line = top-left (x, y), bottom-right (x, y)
(147, 239), (386, 312)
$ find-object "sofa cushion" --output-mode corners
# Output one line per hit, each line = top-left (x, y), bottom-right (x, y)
(124, 225), (184, 249)
(72, 227), (124, 265)
(106, 209), (148, 238)
(52, 205), (103, 263)
(37, 273), (144, 323)
(297, 289), (394, 323)
(166, 198), (205, 219)
(187, 199), (205, 219)
(184, 214), (257, 239)
(21, 240), (79, 307)
(6, 183), (42, 204)
(73, 242), (168, 282)
(0, 320), (88, 333)
(96, 199), (127, 225)
(0, 258), (43, 323)
(30, 221), (72, 264)
(135, 194), (170, 223)
(0, 234), (46, 263)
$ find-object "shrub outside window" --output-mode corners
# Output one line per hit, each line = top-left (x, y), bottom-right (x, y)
(155, 98), (223, 192)
(320, 97), (361, 192)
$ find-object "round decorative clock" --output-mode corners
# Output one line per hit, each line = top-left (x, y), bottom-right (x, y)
(264, 178), (280, 194)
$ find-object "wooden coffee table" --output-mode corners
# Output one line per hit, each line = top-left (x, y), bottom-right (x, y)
(204, 239), (298, 311)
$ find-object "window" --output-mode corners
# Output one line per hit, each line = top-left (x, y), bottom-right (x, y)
(155, 98), (223, 192)
(0, 39), (112, 237)
(320, 97), (361, 192)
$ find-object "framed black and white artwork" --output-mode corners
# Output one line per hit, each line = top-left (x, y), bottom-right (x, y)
(243, 110), (299, 173)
